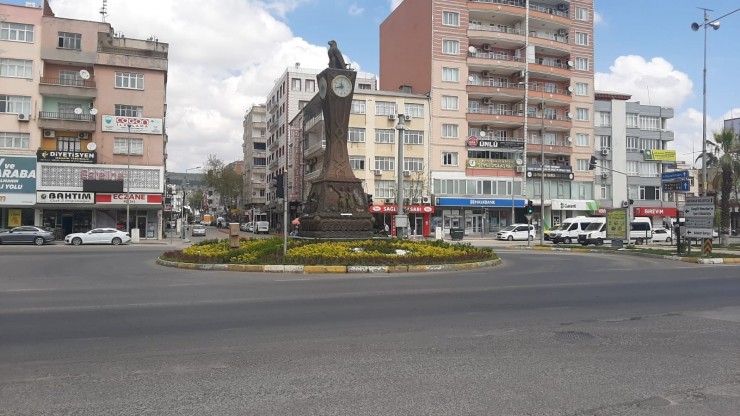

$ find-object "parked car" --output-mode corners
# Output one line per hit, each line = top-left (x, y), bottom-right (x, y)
(65, 228), (131, 245)
(496, 224), (535, 241)
(0, 226), (55, 245)
(651, 227), (673, 243)
(255, 221), (270, 234)
(240, 222), (251, 232)
(191, 224), (207, 237)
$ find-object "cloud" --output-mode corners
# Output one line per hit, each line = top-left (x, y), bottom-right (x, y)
(593, 11), (603, 25)
(348, 4), (364, 16)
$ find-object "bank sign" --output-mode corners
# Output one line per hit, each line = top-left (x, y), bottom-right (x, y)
(102, 115), (163, 135)
(37, 191), (94, 204)
(0, 156), (36, 193)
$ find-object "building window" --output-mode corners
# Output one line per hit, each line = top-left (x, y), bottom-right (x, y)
(404, 103), (424, 118)
(627, 136), (640, 152)
(403, 157), (424, 172)
(639, 185), (661, 200)
(442, 152), (458, 166)
(298, 100), (309, 110)
(291, 78), (301, 91)
(596, 111), (611, 127)
(253, 142), (266, 151)
(349, 156), (365, 170)
(374, 180), (396, 198)
(0, 95), (31, 115)
(441, 95), (459, 110)
(442, 124), (458, 138)
(639, 115), (660, 131)
(575, 108), (589, 121)
(57, 136), (81, 152)
(351, 100), (366, 114)
(598, 135), (612, 149)
(544, 83), (557, 93)
(114, 104), (143, 117)
(374, 129), (396, 144)
(576, 159), (590, 172)
(0, 58), (33, 79)
(1, 22), (34, 43)
(639, 162), (659, 177)
(374, 156), (395, 171)
(253, 157), (266, 166)
(627, 113), (639, 128)
(58, 32), (81, 49)
(0, 132), (30, 149)
(115, 72), (144, 90)
(575, 7), (589, 20)
(575, 32), (589, 46)
(357, 83), (372, 90)
(305, 79), (315, 92)
(442, 40), (460, 55)
(403, 130), (424, 145)
(627, 161), (639, 176)
(375, 101), (396, 116)
(575, 57), (589, 71)
(442, 67), (459, 82)
(575, 82), (588, 96)
(113, 138), (144, 155)
(348, 127), (366, 142)
(442, 11), (460, 27)
(640, 138), (660, 150)
(576, 133), (589, 147)
(599, 185), (611, 199)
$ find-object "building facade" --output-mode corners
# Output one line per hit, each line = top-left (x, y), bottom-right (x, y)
(379, 0), (597, 235)
(242, 104), (267, 219)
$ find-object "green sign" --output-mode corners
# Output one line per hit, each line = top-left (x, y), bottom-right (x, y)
(606, 209), (627, 239)
(467, 158), (516, 169)
(643, 149), (676, 162)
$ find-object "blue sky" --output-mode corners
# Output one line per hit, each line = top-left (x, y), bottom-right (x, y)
(6, 0), (740, 171)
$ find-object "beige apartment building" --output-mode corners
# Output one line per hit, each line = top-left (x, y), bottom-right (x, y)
(242, 104), (267, 219)
(380, 0), (596, 235)
(0, 1), (168, 239)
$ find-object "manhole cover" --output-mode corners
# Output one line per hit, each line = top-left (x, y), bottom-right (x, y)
(554, 331), (595, 343)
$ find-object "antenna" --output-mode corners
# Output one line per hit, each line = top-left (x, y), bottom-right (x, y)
(100, 0), (108, 22)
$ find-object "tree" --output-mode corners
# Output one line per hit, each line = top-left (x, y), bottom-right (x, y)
(698, 128), (740, 244)
(188, 189), (205, 212)
(202, 155), (244, 215)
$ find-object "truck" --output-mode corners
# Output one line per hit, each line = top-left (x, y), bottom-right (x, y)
(202, 214), (214, 226)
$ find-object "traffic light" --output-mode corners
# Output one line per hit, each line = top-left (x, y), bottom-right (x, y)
(526, 200), (534, 215)
(366, 193), (373, 206)
(588, 155), (598, 170)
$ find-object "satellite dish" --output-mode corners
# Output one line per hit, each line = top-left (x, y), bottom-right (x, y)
(89, 108), (98, 115)
(86, 142), (97, 151)
(468, 46), (477, 54)
(79, 69), (90, 80)
(566, 112), (574, 119)
(515, 158), (523, 166)
(74, 107), (83, 115)
(567, 60), (574, 67)
(468, 76), (475, 82)
(479, 130), (486, 137)
(567, 86), (574, 92)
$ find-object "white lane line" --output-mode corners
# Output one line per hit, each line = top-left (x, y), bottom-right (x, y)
(275, 278), (310, 282)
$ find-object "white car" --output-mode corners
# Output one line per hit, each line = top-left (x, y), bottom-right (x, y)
(497, 224), (535, 241)
(651, 227), (673, 243)
(65, 228), (131, 245)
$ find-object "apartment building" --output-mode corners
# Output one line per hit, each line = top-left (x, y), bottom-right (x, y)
(593, 91), (675, 226)
(242, 104), (267, 218)
(297, 89), (432, 235)
(0, 2), (168, 239)
(380, 0), (596, 235)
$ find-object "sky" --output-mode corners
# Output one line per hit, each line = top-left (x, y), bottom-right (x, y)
(10, 0), (740, 172)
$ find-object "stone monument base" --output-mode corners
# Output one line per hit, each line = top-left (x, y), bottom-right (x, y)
(299, 179), (374, 239)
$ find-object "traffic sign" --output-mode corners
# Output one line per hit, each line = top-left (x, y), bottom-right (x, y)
(663, 179), (690, 192)
(685, 228), (714, 238)
(685, 217), (713, 228)
(661, 170), (689, 181)
(685, 196), (714, 205)
(684, 205), (715, 217)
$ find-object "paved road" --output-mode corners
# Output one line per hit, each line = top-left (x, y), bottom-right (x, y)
(1, 243), (739, 415)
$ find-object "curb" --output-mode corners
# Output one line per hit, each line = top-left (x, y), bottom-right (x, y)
(155, 258), (502, 274)
(522, 246), (740, 265)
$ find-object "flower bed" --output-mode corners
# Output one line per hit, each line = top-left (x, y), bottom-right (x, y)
(161, 237), (497, 266)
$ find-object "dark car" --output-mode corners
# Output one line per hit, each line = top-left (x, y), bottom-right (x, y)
(0, 226), (55, 245)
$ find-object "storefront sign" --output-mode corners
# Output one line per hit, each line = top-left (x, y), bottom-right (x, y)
(96, 193), (163, 205)
(633, 207), (677, 217)
(8, 209), (22, 227)
(0, 194), (35, 205)
(435, 197), (525, 208)
(643, 149), (676, 162)
(551, 199), (599, 211)
(36, 150), (97, 164)
(467, 138), (524, 149)
(102, 115), (163, 134)
(467, 158), (516, 169)
(0, 156), (36, 194)
(37, 191), (95, 204)
(369, 205), (435, 214)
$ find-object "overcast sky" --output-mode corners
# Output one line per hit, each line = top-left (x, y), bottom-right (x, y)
(29, 0), (740, 173)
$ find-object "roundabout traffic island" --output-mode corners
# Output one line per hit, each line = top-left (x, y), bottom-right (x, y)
(157, 237), (501, 273)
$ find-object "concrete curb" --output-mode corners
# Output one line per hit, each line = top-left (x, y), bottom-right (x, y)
(155, 258), (502, 274)
(522, 245), (740, 265)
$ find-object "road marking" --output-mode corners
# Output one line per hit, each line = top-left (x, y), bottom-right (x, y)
(275, 278), (310, 282)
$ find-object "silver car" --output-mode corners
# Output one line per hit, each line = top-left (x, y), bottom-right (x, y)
(0, 226), (55, 246)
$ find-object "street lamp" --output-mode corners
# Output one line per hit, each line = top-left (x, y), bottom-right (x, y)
(691, 7), (739, 196)
(182, 166), (201, 240)
(126, 124), (132, 237)
(395, 113), (408, 238)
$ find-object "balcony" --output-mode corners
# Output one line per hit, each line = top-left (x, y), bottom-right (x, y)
(96, 45), (168, 71)
(303, 139), (326, 159)
(37, 111), (96, 132)
(527, 137), (573, 156)
(467, 80), (572, 105)
(39, 77), (97, 98)
(468, 0), (571, 23)
(304, 169), (322, 182)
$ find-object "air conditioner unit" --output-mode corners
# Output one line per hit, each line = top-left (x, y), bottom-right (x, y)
(412, 197), (421, 204)
(374, 169), (383, 175)
(601, 172), (609, 179)
(517, 71), (526, 79)
(516, 103), (524, 111)
(482, 43), (491, 51)
(17, 113), (30, 121)
(557, 155), (566, 162)
(482, 70), (491, 77)
(43, 130), (55, 138)
(481, 125), (489, 131)
(421, 195), (431, 204)
(557, 28), (568, 35)
(601, 148), (610, 156)
(387, 114), (396, 121)
(404, 115), (412, 121)
(483, 97), (492, 104)
(385, 198), (394, 204)
(403, 170), (411, 177)
(621, 200), (630, 208)
(516, 166), (526, 173)
(78, 132), (89, 139)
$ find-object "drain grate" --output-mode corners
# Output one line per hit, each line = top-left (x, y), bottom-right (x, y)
(554, 331), (595, 343)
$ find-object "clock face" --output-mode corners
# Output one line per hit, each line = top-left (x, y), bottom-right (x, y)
(331, 75), (352, 98)
(318, 78), (327, 99)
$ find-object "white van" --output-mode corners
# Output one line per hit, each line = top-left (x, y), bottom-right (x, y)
(629, 217), (653, 244)
(551, 216), (599, 244)
(577, 217), (607, 246)
(255, 221), (270, 234)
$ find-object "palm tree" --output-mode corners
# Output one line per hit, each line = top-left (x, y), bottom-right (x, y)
(698, 128), (740, 243)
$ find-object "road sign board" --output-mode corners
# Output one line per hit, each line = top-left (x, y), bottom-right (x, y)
(684, 205), (715, 217)
(685, 228), (714, 238)
(661, 170), (689, 181)
(685, 217), (713, 228)
(524, 214), (533, 221)
(685, 196), (714, 205)
(663, 179), (690, 192)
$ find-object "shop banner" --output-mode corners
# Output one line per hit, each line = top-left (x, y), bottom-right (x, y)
(467, 158), (516, 169)
(0, 156), (36, 193)
(634, 207), (677, 217)
(551, 199), (599, 211)
(643, 149), (676, 162)
(435, 197), (525, 208)
(37, 191), (95, 204)
(102, 115), (163, 135)
(8, 209), (22, 227)
(96, 193), (163, 205)
(37, 150), (97, 164)
(369, 205), (435, 214)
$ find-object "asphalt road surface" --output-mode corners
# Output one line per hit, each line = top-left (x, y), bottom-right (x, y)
(1, 243), (739, 415)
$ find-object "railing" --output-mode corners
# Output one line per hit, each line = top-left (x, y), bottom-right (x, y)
(530, 58), (571, 69)
(40, 77), (96, 88)
(38, 111), (96, 122)
(469, 51), (524, 62)
(469, 24), (568, 44)
(97, 45), (167, 59)
(304, 139), (326, 156)
(468, 0), (570, 19)
(527, 138), (570, 147)
(468, 79), (571, 95)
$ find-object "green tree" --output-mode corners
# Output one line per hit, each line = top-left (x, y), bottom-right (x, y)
(699, 128), (740, 243)
(203, 155), (244, 214)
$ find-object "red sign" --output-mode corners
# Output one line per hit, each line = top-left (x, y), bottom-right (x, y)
(593, 208), (608, 216)
(96, 193), (163, 205)
(633, 207), (677, 217)
(369, 205), (435, 214)
(466, 136), (478, 147)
